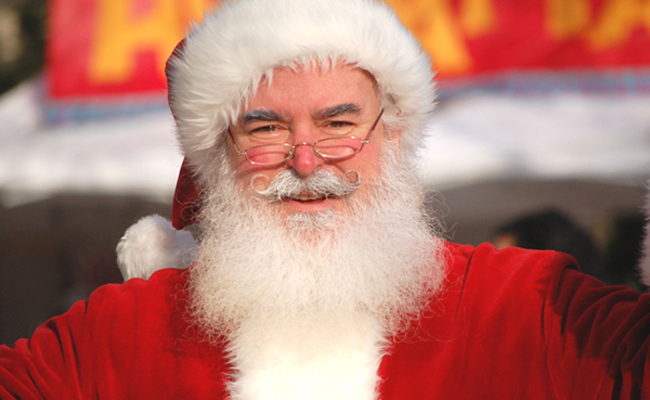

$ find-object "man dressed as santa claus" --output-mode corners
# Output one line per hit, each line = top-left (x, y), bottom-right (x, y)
(2, 0), (650, 399)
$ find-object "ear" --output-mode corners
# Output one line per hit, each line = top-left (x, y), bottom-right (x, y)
(385, 127), (403, 157)
(379, 106), (403, 150)
(389, 127), (403, 150)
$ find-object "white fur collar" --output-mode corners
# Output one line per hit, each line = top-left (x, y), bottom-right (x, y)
(227, 316), (386, 400)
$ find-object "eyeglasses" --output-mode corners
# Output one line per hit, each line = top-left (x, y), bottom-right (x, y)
(228, 109), (384, 166)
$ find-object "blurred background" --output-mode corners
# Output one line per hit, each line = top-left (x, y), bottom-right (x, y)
(0, 0), (649, 345)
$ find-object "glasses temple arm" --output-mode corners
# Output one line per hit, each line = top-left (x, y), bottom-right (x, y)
(362, 109), (384, 144)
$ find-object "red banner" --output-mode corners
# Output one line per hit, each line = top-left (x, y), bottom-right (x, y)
(46, 0), (218, 99)
(46, 0), (650, 101)
(388, 0), (650, 77)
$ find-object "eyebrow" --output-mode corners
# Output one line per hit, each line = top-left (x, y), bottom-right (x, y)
(314, 103), (362, 119)
(239, 109), (285, 124)
(238, 103), (362, 124)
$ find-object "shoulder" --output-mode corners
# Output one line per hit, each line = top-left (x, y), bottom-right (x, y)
(443, 240), (578, 286)
(84, 268), (189, 318)
(53, 268), (193, 360)
(438, 241), (581, 313)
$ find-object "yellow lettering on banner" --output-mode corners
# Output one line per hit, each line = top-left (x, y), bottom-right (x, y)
(387, 0), (474, 74)
(89, 0), (214, 85)
(177, 0), (218, 24)
(460, 0), (496, 37)
(586, 0), (650, 49)
(546, 0), (591, 38)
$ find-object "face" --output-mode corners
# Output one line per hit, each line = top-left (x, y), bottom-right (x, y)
(226, 64), (391, 219)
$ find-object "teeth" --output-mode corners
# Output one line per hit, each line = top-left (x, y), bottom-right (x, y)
(294, 193), (325, 201)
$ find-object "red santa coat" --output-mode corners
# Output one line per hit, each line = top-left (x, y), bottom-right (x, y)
(1, 241), (649, 399)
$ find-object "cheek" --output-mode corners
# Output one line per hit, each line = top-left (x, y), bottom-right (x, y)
(227, 144), (244, 170)
(230, 155), (283, 191)
(228, 147), (260, 179)
(234, 163), (271, 182)
(339, 142), (383, 178)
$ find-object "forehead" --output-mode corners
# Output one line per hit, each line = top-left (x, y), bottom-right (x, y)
(242, 64), (380, 115)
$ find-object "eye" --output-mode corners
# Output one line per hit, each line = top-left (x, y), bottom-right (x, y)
(247, 124), (288, 142)
(322, 120), (355, 136)
(327, 120), (353, 128)
(250, 125), (278, 134)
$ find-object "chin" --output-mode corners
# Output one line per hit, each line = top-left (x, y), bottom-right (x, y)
(285, 209), (339, 232)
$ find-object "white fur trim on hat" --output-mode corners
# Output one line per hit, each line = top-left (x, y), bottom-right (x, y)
(116, 215), (196, 280)
(167, 0), (436, 177)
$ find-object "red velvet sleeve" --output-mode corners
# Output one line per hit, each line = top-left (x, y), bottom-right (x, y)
(379, 242), (650, 399)
(0, 269), (230, 399)
(0, 300), (87, 399)
(472, 243), (650, 398)
(544, 264), (650, 399)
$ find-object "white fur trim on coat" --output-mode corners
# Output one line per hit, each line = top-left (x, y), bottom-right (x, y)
(167, 0), (436, 177)
(116, 215), (196, 280)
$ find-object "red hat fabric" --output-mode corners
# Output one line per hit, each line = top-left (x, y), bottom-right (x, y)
(171, 158), (202, 230)
(167, 40), (202, 230)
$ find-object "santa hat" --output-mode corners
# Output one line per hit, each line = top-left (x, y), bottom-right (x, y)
(167, 0), (436, 180)
(116, 160), (200, 281)
(117, 0), (437, 280)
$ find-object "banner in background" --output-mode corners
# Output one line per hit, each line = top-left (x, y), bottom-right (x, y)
(45, 0), (650, 119)
(47, 0), (218, 99)
(388, 0), (650, 76)
(387, 0), (650, 95)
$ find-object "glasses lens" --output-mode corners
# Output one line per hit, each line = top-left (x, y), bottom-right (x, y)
(315, 137), (363, 158)
(246, 143), (291, 165)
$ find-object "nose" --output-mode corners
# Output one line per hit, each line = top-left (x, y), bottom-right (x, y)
(286, 142), (320, 177)
(284, 124), (323, 177)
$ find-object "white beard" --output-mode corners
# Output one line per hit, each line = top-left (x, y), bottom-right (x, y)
(187, 146), (447, 400)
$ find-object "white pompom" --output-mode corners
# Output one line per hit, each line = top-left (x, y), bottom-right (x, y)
(116, 215), (196, 281)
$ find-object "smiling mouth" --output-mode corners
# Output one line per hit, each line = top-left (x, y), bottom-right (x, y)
(286, 193), (329, 202)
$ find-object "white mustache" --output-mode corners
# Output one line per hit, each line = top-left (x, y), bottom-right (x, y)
(250, 169), (362, 202)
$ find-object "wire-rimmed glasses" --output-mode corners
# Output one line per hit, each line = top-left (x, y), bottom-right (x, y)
(228, 109), (384, 166)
